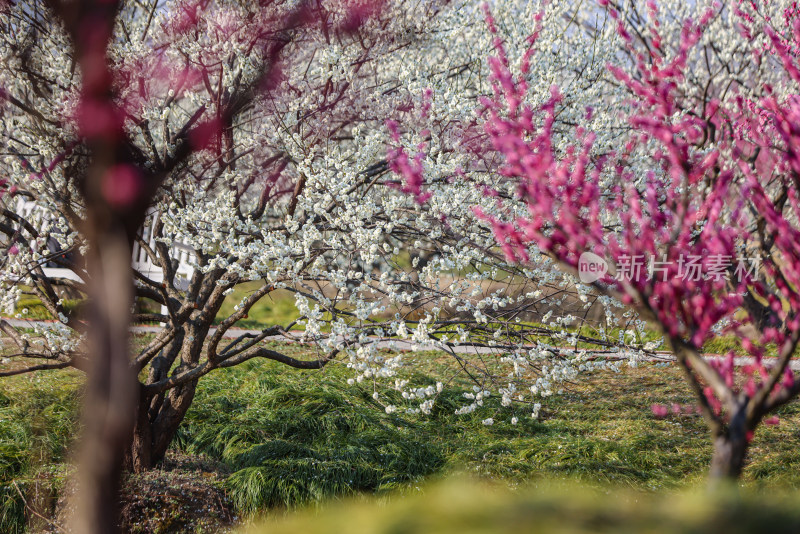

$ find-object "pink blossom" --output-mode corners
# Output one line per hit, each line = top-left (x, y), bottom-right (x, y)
(387, 3), (800, 468)
(76, 99), (124, 139)
(651, 404), (669, 418)
(101, 164), (142, 209)
(764, 416), (780, 426)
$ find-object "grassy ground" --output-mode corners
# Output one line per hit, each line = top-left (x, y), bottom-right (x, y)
(213, 284), (301, 330)
(2, 340), (800, 531)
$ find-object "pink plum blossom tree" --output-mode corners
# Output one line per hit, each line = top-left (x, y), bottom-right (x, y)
(394, 0), (800, 480)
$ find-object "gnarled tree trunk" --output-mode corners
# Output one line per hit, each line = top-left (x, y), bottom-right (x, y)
(126, 382), (199, 472)
(126, 321), (209, 472)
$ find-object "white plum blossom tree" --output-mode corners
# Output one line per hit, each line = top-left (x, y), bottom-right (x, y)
(0, 1), (701, 524)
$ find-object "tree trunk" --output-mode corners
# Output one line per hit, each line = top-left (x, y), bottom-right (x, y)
(126, 389), (153, 473)
(125, 382), (198, 472)
(70, 228), (138, 534)
(125, 322), (209, 472)
(709, 428), (749, 481)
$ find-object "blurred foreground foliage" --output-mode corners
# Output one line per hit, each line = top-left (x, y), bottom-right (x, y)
(246, 478), (800, 534)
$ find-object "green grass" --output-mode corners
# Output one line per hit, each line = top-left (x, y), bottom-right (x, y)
(174, 361), (445, 515)
(3, 282), (301, 328)
(3, 341), (800, 531)
(214, 283), (301, 330)
(0, 371), (81, 533)
(10, 295), (83, 322)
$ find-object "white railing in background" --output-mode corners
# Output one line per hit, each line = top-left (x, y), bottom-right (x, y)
(7, 198), (195, 315)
